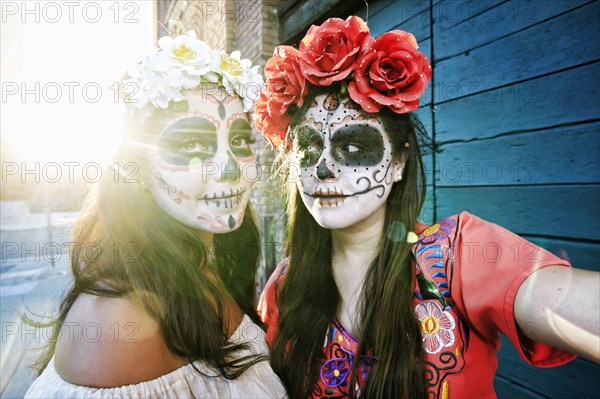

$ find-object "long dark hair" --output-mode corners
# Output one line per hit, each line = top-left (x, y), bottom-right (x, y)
(27, 112), (266, 379)
(271, 87), (427, 398)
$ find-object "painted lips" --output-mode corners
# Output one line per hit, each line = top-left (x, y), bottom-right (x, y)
(197, 188), (246, 209)
(308, 188), (348, 207)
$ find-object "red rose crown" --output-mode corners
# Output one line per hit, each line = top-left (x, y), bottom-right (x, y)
(254, 15), (432, 149)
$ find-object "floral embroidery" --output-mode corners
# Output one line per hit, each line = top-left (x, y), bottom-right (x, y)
(419, 218), (456, 246)
(412, 216), (465, 398)
(321, 359), (350, 387)
(415, 301), (456, 354)
(416, 271), (450, 309)
(314, 319), (375, 397)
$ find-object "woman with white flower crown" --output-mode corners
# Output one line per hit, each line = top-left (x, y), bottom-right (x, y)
(255, 16), (599, 399)
(24, 29), (287, 398)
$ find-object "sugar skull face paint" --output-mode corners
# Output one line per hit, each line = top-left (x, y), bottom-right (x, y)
(294, 93), (404, 230)
(147, 90), (258, 233)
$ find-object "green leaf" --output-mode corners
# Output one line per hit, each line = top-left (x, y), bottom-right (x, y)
(172, 100), (189, 112)
(340, 80), (348, 96)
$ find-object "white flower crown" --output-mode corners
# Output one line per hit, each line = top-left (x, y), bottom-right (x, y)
(125, 29), (264, 121)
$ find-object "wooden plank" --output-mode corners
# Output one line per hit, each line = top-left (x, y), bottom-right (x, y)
(279, 0), (365, 44)
(494, 375), (547, 399)
(364, 0), (430, 40)
(435, 185), (600, 240)
(523, 235), (600, 271)
(278, 0), (300, 18)
(415, 38), (433, 105)
(435, 62), (600, 142)
(432, 0), (505, 32)
(414, 104), (433, 142)
(496, 335), (600, 399)
(435, 123), (600, 186)
(416, 43), (437, 107)
(354, 0), (397, 21)
(407, 104), (434, 224)
(409, 108), (434, 223)
(421, 186), (435, 225)
(280, 0), (338, 44)
(435, 0), (592, 60)
(418, 37), (432, 64)
(435, 1), (600, 100)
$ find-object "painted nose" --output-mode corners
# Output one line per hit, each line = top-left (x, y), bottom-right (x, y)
(218, 151), (241, 182)
(315, 158), (336, 181)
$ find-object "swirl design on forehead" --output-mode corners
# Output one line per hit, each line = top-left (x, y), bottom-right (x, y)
(323, 93), (349, 129)
(202, 92), (230, 121)
(202, 92), (225, 105)
(224, 95), (240, 105)
(305, 117), (324, 132)
(160, 112), (221, 131)
(329, 114), (381, 131)
(303, 93), (383, 134)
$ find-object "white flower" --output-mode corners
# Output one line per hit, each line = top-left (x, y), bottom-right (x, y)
(127, 58), (185, 119)
(157, 30), (208, 63)
(125, 29), (264, 120)
(158, 30), (220, 89)
(220, 51), (249, 94)
(238, 65), (264, 112)
(220, 51), (264, 112)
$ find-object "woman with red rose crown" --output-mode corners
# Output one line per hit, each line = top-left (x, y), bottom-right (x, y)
(255, 15), (599, 399)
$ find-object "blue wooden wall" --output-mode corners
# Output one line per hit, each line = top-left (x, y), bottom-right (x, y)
(282, 0), (600, 397)
(353, 0), (600, 397)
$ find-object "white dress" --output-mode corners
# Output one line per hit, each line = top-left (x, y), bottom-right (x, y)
(25, 314), (287, 398)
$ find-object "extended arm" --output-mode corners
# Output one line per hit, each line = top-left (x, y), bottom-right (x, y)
(515, 266), (600, 362)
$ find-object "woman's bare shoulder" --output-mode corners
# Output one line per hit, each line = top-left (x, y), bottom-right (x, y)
(54, 294), (187, 388)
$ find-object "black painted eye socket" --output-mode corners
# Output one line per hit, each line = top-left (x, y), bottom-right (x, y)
(295, 126), (323, 167)
(157, 117), (217, 165)
(180, 137), (209, 153)
(336, 142), (364, 159)
(331, 125), (385, 167)
(229, 119), (255, 158)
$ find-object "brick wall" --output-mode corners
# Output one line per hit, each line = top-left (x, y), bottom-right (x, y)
(233, 0), (263, 64)
(261, 1), (280, 65)
(160, 0), (229, 51)
(159, 0), (280, 67)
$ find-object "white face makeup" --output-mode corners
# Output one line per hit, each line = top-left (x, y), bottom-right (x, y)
(146, 90), (258, 233)
(294, 93), (404, 230)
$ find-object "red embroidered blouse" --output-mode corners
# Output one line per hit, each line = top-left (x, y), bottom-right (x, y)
(258, 212), (576, 398)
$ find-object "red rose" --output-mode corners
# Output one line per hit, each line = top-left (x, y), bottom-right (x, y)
(254, 92), (292, 148)
(299, 15), (370, 86)
(264, 45), (308, 116)
(348, 30), (432, 114)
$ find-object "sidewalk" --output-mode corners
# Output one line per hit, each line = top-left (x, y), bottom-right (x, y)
(1, 210), (75, 398)
(0, 257), (70, 398)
